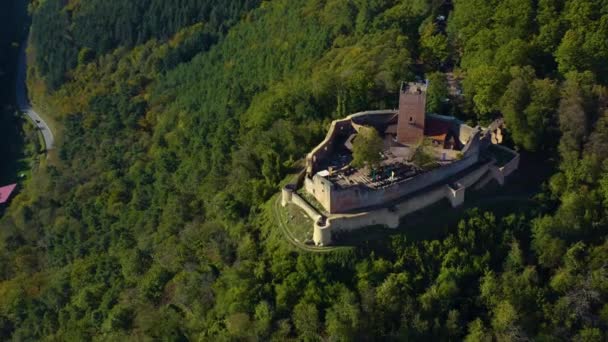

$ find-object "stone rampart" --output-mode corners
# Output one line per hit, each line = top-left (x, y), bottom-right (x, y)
(306, 119), (351, 175)
(281, 186), (323, 224)
(304, 175), (332, 213)
(325, 153), (479, 213)
(284, 155), (517, 247)
(306, 110), (396, 175)
(497, 146), (520, 177)
(312, 160), (495, 246)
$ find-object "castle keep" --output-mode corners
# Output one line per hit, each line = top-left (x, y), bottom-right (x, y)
(282, 82), (519, 246)
(396, 82), (427, 145)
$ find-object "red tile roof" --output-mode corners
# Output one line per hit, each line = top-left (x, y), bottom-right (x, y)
(0, 184), (17, 204)
(424, 118), (451, 138)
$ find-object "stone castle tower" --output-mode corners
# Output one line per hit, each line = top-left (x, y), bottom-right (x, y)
(396, 82), (427, 146)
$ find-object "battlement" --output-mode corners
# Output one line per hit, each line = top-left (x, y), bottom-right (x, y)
(282, 83), (518, 246)
(304, 110), (491, 214)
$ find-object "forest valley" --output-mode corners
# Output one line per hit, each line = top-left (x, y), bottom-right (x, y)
(1, 0), (608, 340)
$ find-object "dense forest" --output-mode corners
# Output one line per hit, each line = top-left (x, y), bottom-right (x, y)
(1, 0), (608, 340)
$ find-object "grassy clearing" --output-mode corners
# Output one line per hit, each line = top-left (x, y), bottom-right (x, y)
(271, 195), (350, 253)
(280, 202), (314, 243)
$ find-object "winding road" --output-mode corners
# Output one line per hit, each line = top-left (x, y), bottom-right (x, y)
(15, 40), (54, 150)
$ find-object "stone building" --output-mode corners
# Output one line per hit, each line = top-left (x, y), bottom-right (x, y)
(396, 82), (427, 145)
(282, 81), (519, 246)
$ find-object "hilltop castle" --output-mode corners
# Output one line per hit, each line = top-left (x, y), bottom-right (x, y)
(282, 82), (519, 246)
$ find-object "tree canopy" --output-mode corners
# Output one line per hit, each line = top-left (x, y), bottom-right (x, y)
(352, 127), (384, 169)
(0, 0), (608, 340)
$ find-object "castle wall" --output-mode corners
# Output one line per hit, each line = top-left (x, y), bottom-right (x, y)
(460, 129), (482, 156)
(351, 111), (397, 127)
(456, 161), (491, 187)
(498, 146), (520, 177)
(327, 153), (479, 213)
(393, 182), (452, 216)
(306, 119), (352, 175)
(281, 186), (323, 223)
(304, 175), (333, 212)
(474, 172), (497, 190)
(284, 155), (516, 247)
(458, 124), (477, 144)
(306, 110), (396, 175)
(487, 145), (520, 186)
(292, 192), (323, 224)
(313, 160), (495, 245)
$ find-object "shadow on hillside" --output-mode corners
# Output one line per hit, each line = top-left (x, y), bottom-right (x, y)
(0, 108), (27, 184)
(332, 151), (555, 247)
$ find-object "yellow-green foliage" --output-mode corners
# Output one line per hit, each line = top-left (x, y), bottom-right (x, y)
(2, 0), (608, 341)
(352, 126), (384, 169)
(412, 138), (437, 170)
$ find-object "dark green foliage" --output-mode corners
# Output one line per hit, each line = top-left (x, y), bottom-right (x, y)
(499, 66), (560, 151)
(426, 72), (450, 114)
(1, 0), (608, 341)
(31, 0), (260, 89)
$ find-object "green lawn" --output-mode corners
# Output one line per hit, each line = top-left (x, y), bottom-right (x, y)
(281, 202), (315, 243)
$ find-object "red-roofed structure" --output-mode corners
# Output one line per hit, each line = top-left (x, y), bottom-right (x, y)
(0, 184), (17, 204)
(424, 117), (451, 137)
(425, 117), (461, 149)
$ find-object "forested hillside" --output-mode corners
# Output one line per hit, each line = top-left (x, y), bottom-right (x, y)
(31, 0), (260, 89)
(1, 0), (608, 340)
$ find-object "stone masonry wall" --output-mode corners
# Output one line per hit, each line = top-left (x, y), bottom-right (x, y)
(304, 175), (332, 212)
(306, 110), (396, 175)
(305, 111), (484, 214)
(326, 153), (479, 213)
(498, 146), (520, 177)
(283, 157), (515, 246)
(312, 160), (495, 245)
